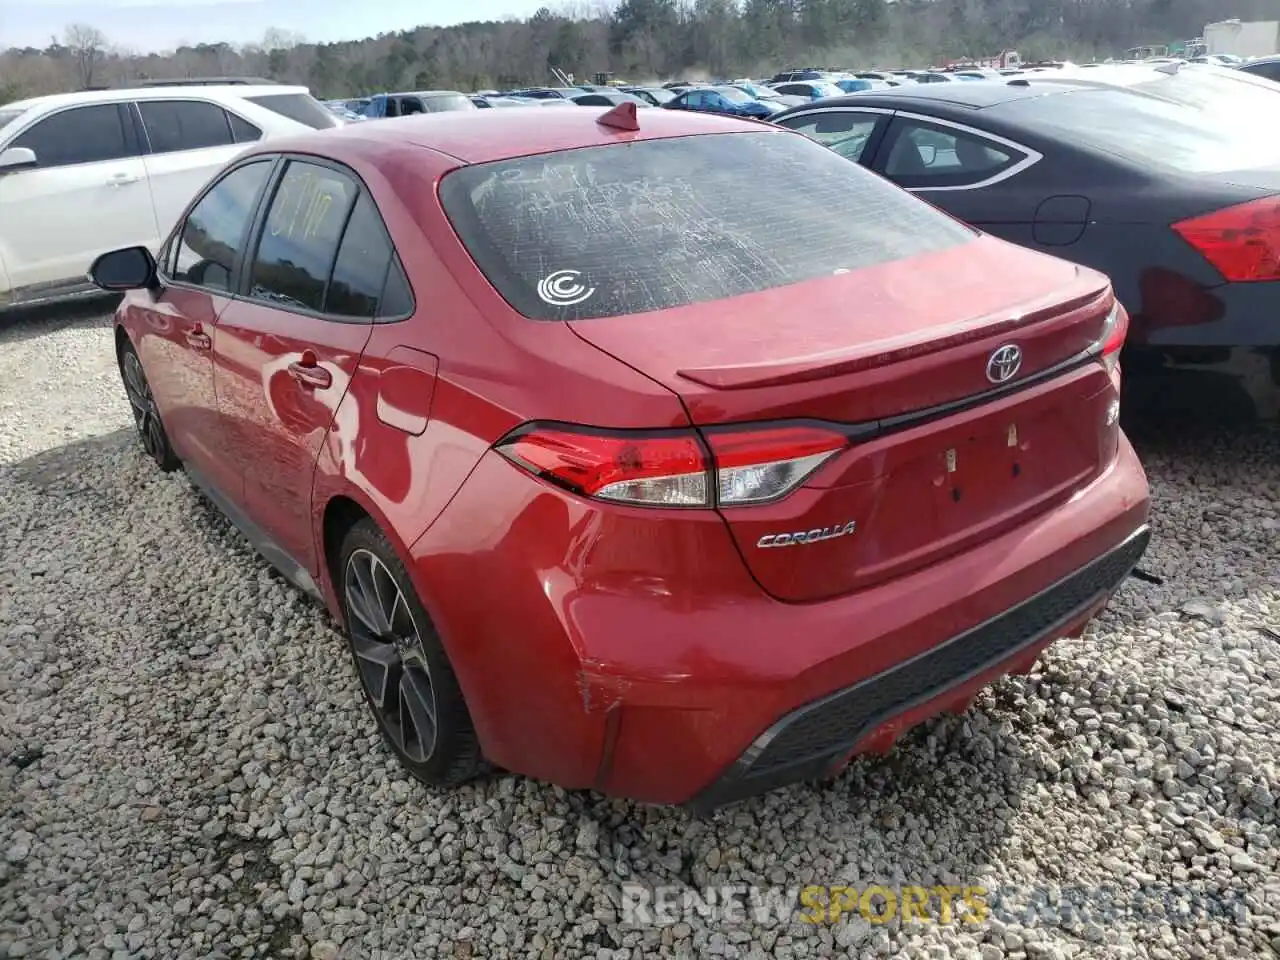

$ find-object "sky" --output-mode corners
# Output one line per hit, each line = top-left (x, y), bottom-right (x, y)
(2, 0), (546, 52)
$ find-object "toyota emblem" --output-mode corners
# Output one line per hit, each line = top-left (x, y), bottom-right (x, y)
(986, 344), (1023, 384)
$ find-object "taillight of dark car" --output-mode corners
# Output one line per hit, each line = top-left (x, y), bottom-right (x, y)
(1172, 197), (1280, 282)
(495, 423), (849, 507)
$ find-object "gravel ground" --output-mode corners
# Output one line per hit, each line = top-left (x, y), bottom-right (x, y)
(1, 306), (1278, 960)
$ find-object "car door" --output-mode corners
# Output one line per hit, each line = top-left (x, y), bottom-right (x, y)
(0, 103), (158, 292)
(774, 108), (891, 165)
(135, 98), (263, 240)
(212, 157), (378, 578)
(867, 114), (1042, 234)
(136, 157), (277, 498)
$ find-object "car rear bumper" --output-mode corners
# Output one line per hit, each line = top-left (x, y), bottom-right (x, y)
(409, 433), (1150, 806)
(688, 522), (1148, 812)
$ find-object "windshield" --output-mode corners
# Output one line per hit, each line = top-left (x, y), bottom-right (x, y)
(438, 131), (975, 321)
(989, 87), (1277, 173)
(647, 88), (675, 103)
(814, 82), (844, 97)
(0, 108), (23, 134)
(716, 87), (753, 103)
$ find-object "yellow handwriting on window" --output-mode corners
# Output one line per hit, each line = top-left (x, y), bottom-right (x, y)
(269, 171), (342, 241)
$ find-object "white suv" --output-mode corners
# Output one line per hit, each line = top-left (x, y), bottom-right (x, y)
(0, 83), (340, 310)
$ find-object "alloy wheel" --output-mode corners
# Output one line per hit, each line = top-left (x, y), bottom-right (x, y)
(121, 350), (167, 462)
(344, 548), (439, 763)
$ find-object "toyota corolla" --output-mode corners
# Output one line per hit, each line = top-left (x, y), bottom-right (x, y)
(89, 103), (1151, 809)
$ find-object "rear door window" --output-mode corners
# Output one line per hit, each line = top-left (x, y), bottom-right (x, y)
(879, 118), (1023, 188)
(244, 93), (338, 130)
(438, 130), (975, 321)
(247, 160), (357, 312)
(777, 110), (884, 162)
(324, 191), (398, 319)
(11, 104), (135, 168)
(139, 100), (234, 154)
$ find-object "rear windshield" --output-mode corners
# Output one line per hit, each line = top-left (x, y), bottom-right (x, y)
(245, 93), (338, 130)
(424, 94), (476, 113)
(438, 130), (976, 321)
(0, 108), (23, 134)
(1133, 68), (1280, 115)
(988, 87), (1276, 173)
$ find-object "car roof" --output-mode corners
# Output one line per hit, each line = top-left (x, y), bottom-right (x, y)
(255, 106), (773, 165)
(792, 79), (1060, 112)
(4, 83), (309, 112)
(388, 90), (467, 98)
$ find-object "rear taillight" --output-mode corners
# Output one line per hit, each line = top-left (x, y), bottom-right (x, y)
(1095, 300), (1128, 379)
(496, 423), (848, 508)
(703, 425), (847, 505)
(1172, 197), (1280, 282)
(496, 428), (707, 506)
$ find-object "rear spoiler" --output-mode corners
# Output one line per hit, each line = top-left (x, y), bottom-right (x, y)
(675, 287), (1112, 390)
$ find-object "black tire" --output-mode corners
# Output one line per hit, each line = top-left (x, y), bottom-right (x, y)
(338, 518), (485, 787)
(118, 338), (181, 472)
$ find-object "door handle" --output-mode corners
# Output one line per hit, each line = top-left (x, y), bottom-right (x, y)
(108, 173), (141, 186)
(184, 328), (211, 350)
(288, 357), (332, 389)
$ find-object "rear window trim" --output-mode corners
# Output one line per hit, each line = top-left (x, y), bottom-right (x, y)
(885, 110), (1043, 192)
(777, 105), (1045, 192)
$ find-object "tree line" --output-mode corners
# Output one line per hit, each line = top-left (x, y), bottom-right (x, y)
(0, 0), (1254, 103)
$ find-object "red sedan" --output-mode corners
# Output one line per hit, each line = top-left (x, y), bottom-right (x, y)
(89, 103), (1151, 809)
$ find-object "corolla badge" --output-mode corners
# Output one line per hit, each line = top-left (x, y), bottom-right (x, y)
(757, 521), (857, 549)
(986, 344), (1023, 384)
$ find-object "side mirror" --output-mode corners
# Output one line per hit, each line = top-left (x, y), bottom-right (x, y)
(89, 246), (158, 292)
(918, 144), (938, 165)
(0, 147), (37, 173)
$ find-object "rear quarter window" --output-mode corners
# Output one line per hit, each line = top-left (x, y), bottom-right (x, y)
(438, 130), (976, 321)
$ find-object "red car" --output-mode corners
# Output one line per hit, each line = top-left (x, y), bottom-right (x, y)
(90, 103), (1151, 810)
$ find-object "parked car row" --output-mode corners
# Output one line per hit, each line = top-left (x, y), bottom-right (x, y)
(0, 83), (340, 309)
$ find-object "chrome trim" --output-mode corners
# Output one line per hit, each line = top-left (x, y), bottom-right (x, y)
(776, 104), (1043, 193)
(890, 109), (1044, 192)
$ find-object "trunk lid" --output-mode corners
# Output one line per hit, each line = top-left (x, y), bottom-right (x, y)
(569, 236), (1120, 602)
